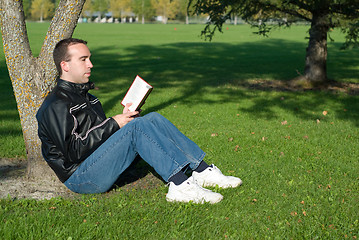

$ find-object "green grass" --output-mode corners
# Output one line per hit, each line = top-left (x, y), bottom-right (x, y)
(1, 23), (358, 239)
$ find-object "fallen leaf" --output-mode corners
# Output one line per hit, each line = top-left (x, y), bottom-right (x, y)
(300, 201), (304, 204)
(291, 211), (297, 216)
(228, 137), (234, 142)
(211, 133), (218, 137)
(323, 110), (328, 116)
(281, 120), (288, 125)
(234, 145), (240, 151)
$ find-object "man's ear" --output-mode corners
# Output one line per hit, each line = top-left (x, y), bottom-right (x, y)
(60, 61), (69, 73)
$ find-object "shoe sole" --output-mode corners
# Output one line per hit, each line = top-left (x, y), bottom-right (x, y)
(166, 195), (223, 204)
(200, 181), (243, 189)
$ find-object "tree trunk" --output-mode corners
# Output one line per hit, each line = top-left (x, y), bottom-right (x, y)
(0, 0), (86, 182)
(303, 12), (329, 84)
(142, 0), (145, 24)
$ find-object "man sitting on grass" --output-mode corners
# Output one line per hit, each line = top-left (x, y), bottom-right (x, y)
(36, 38), (242, 204)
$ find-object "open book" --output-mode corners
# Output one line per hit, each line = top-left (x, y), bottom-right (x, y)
(121, 75), (153, 112)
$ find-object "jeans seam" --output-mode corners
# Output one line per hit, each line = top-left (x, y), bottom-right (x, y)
(145, 113), (204, 169)
(76, 129), (133, 177)
(135, 126), (181, 171)
(66, 180), (102, 193)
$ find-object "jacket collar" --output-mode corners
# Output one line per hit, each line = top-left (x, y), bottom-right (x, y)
(57, 79), (95, 95)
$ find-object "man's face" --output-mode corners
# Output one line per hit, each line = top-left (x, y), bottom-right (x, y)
(61, 43), (93, 84)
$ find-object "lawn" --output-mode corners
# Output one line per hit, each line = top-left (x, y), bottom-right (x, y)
(0, 23), (358, 239)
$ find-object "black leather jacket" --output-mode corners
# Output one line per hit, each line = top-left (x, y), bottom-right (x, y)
(36, 79), (120, 182)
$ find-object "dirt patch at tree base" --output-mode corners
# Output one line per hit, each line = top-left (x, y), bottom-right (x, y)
(0, 158), (163, 200)
(1, 158), (73, 200)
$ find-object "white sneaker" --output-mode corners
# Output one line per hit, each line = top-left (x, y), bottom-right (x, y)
(192, 164), (243, 189)
(166, 176), (223, 204)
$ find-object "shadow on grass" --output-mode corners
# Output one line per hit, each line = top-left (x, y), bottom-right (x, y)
(90, 39), (359, 126)
(1, 38), (359, 141)
(0, 59), (23, 138)
(108, 156), (164, 191)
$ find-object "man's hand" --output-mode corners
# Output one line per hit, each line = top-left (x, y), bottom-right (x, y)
(112, 103), (139, 128)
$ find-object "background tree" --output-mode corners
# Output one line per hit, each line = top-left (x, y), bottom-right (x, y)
(92, 0), (110, 21)
(82, 0), (94, 20)
(110, 0), (132, 22)
(132, 0), (155, 23)
(0, 0), (86, 182)
(30, 0), (55, 22)
(190, 0), (359, 85)
(22, 0), (32, 19)
(178, 0), (194, 24)
(151, 0), (180, 24)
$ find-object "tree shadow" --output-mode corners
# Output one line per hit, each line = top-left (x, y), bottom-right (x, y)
(0, 159), (26, 180)
(0, 60), (24, 138)
(108, 156), (164, 191)
(89, 39), (359, 126)
(1, 37), (358, 141)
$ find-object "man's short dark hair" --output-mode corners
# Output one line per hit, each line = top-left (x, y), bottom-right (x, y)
(53, 38), (88, 76)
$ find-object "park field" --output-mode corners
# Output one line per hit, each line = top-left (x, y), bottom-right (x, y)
(0, 23), (358, 239)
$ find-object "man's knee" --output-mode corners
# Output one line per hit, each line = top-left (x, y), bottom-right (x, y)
(144, 112), (162, 121)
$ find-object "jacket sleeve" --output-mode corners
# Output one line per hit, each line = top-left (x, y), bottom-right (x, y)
(41, 100), (120, 164)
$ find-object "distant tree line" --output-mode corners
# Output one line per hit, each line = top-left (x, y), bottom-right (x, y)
(23, 0), (201, 24)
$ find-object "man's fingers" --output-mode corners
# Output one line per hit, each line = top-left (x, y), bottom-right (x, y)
(123, 103), (133, 113)
(125, 110), (139, 117)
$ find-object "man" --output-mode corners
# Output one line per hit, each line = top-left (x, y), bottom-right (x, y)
(36, 38), (242, 204)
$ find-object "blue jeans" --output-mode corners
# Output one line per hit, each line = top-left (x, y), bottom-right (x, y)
(64, 112), (205, 193)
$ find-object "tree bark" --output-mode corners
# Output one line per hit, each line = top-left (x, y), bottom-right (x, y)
(303, 12), (329, 84)
(0, 0), (86, 182)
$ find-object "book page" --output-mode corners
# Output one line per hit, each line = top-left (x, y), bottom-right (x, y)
(121, 76), (153, 112)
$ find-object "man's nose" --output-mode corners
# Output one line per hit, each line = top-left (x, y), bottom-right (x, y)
(87, 59), (93, 68)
